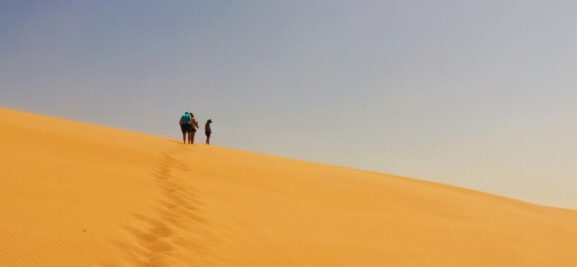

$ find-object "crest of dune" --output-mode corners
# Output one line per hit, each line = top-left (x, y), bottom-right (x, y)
(1, 107), (576, 266)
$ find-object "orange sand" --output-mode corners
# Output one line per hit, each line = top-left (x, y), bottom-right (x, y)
(1, 107), (576, 266)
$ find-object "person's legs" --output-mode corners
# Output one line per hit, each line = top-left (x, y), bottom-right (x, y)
(206, 133), (210, 145)
(191, 130), (196, 144)
(180, 125), (186, 143)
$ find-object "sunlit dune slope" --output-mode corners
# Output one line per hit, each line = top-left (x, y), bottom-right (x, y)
(1, 107), (576, 266)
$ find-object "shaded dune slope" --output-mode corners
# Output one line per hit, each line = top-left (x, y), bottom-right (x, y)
(1, 108), (576, 266)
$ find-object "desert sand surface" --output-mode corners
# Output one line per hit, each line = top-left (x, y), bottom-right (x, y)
(1, 107), (576, 267)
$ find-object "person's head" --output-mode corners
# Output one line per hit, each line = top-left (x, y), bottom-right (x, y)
(207, 119), (212, 124)
(184, 112), (189, 115)
(189, 112), (194, 117)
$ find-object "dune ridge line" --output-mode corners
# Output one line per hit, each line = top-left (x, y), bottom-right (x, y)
(1, 107), (576, 266)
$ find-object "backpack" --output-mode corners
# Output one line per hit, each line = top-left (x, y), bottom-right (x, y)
(180, 113), (191, 124)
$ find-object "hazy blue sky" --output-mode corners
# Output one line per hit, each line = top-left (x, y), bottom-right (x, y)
(1, 1), (575, 209)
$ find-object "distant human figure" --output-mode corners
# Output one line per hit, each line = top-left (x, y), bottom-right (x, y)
(189, 113), (200, 144)
(205, 119), (213, 145)
(179, 112), (192, 144)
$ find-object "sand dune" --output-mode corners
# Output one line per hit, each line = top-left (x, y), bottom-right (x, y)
(1, 107), (576, 266)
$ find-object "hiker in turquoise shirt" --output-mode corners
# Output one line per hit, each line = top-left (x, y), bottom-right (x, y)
(179, 112), (192, 144)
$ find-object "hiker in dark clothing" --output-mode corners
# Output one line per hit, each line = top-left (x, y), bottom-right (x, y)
(205, 119), (213, 145)
(179, 112), (192, 144)
(189, 114), (200, 144)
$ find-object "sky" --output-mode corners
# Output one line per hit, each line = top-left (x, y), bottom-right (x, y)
(1, 0), (575, 209)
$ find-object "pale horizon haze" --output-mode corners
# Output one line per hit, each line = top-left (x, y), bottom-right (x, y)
(1, 1), (576, 209)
